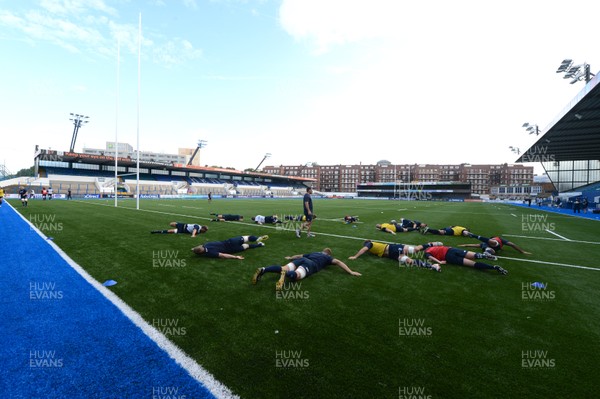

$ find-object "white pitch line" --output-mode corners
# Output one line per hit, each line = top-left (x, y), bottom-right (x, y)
(503, 234), (600, 245)
(545, 229), (571, 241)
(317, 218), (364, 224)
(497, 255), (600, 272)
(510, 214), (517, 217)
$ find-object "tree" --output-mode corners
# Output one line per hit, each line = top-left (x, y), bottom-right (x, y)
(15, 166), (34, 177)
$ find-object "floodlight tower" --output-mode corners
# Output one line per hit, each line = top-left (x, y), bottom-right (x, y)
(69, 113), (89, 152)
(522, 122), (541, 136)
(254, 153), (271, 171)
(188, 140), (208, 166)
(296, 161), (314, 176)
(556, 59), (595, 84)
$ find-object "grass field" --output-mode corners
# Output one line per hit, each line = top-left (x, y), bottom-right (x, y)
(9, 197), (600, 398)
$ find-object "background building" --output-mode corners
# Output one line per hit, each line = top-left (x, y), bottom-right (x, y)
(83, 142), (194, 165)
(263, 162), (533, 195)
(517, 66), (600, 198)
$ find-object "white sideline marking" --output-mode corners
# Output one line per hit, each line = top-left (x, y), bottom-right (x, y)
(317, 217), (364, 224)
(545, 229), (570, 241)
(497, 255), (600, 272)
(503, 234), (600, 245)
(510, 214), (517, 217)
(9, 202), (238, 399)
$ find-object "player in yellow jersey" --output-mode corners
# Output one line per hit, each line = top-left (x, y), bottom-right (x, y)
(348, 240), (443, 271)
(376, 221), (418, 235)
(421, 225), (471, 236)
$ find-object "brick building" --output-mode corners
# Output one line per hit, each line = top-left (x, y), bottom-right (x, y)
(263, 162), (533, 195)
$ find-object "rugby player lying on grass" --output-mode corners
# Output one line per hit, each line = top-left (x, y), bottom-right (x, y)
(192, 235), (268, 259)
(459, 234), (531, 255)
(424, 245), (508, 275)
(151, 222), (208, 237)
(252, 248), (361, 290)
(348, 240), (443, 272)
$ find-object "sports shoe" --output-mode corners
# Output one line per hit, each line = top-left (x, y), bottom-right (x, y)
(252, 267), (265, 285)
(257, 235), (269, 242)
(257, 242), (265, 247)
(275, 271), (286, 291)
(483, 252), (498, 261)
(431, 264), (442, 272)
(307, 233), (315, 238)
(494, 265), (508, 275)
(295, 229), (301, 238)
(421, 226), (429, 235)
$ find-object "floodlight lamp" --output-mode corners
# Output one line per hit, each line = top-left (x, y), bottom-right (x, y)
(556, 59), (573, 73)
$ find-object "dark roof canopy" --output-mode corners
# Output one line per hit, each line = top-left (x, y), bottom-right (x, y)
(517, 72), (600, 162)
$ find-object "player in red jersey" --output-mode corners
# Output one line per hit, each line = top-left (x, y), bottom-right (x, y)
(459, 234), (531, 255)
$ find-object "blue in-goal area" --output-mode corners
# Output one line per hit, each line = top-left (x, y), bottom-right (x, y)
(0, 202), (235, 399)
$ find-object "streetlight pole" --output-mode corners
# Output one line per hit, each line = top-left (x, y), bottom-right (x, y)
(69, 113), (89, 152)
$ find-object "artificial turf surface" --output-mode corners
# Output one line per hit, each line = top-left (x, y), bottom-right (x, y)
(9, 197), (600, 398)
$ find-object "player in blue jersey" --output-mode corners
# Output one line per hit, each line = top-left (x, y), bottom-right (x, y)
(191, 235), (268, 259)
(18, 187), (29, 207)
(210, 213), (244, 222)
(424, 245), (507, 275)
(151, 222), (208, 237)
(252, 215), (282, 225)
(395, 218), (426, 230)
(295, 187), (314, 238)
(459, 234), (531, 255)
(252, 248), (361, 290)
(343, 215), (359, 224)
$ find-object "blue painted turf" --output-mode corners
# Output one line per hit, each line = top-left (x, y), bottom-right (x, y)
(0, 202), (218, 399)
(510, 202), (600, 221)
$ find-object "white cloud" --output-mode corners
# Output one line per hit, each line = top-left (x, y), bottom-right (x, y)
(151, 38), (203, 66)
(278, 0), (401, 54)
(39, 0), (118, 16)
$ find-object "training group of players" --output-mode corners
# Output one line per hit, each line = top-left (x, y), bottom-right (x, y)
(150, 187), (532, 291)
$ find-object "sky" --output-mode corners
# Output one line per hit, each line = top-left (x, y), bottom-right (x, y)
(1, 0), (599, 175)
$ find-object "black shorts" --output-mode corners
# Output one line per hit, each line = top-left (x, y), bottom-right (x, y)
(175, 223), (187, 234)
(446, 248), (468, 265)
(292, 258), (320, 277)
(303, 213), (313, 222)
(224, 237), (246, 253)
